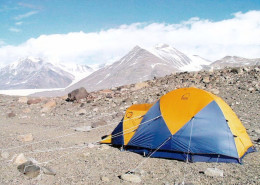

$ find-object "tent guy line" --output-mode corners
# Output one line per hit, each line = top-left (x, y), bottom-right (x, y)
(0, 114), (145, 152)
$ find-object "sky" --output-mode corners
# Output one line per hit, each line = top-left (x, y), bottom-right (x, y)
(0, 0), (260, 67)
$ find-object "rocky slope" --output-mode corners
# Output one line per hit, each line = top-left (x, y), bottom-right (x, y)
(211, 56), (260, 69)
(0, 65), (259, 184)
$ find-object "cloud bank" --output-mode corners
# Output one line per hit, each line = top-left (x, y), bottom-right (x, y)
(0, 10), (260, 67)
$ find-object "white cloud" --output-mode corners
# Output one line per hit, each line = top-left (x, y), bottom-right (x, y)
(14, 11), (38, 20)
(15, 21), (23, 26)
(0, 10), (260, 67)
(9, 27), (21, 32)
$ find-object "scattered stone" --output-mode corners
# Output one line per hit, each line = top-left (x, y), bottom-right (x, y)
(78, 109), (87, 115)
(254, 129), (260, 134)
(204, 168), (224, 177)
(40, 100), (56, 112)
(18, 133), (33, 142)
(134, 169), (146, 176)
(42, 100), (56, 108)
(91, 119), (107, 128)
(18, 97), (28, 103)
(74, 126), (91, 132)
(101, 176), (110, 182)
(81, 152), (90, 159)
(87, 143), (95, 148)
(27, 99), (41, 105)
(14, 153), (28, 166)
(248, 87), (255, 92)
(120, 173), (141, 183)
(42, 166), (56, 176)
(7, 112), (16, 118)
(67, 87), (89, 102)
(93, 107), (99, 112)
(17, 161), (40, 178)
(202, 76), (210, 83)
(133, 82), (149, 90)
(1, 151), (9, 159)
(211, 88), (220, 95)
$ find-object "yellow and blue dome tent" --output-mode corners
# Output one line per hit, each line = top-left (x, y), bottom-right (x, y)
(101, 87), (255, 163)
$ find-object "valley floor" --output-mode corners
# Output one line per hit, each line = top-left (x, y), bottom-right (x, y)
(0, 66), (259, 184)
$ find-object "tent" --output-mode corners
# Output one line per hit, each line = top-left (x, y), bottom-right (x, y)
(101, 87), (255, 163)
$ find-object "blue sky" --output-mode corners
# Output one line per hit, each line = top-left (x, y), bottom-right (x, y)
(1, 0), (260, 45)
(0, 0), (260, 66)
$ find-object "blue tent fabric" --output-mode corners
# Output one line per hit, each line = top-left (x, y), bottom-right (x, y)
(111, 118), (124, 145)
(128, 101), (172, 149)
(160, 101), (238, 158)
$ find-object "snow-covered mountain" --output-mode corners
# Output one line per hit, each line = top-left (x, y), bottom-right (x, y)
(55, 63), (94, 86)
(210, 56), (260, 69)
(0, 57), (94, 90)
(66, 45), (180, 92)
(66, 44), (211, 92)
(149, 44), (211, 71)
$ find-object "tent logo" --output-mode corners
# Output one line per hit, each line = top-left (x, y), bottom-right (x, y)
(126, 112), (133, 118)
(181, 93), (190, 100)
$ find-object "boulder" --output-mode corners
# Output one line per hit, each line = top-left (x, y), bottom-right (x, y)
(27, 99), (41, 105)
(17, 161), (40, 178)
(120, 173), (141, 183)
(67, 87), (89, 102)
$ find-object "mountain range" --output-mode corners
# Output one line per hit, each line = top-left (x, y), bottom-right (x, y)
(0, 57), (93, 90)
(0, 44), (259, 95)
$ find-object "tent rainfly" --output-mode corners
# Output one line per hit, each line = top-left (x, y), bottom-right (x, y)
(101, 87), (255, 163)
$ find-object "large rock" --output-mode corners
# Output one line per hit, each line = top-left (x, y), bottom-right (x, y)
(120, 173), (142, 183)
(17, 161), (40, 178)
(27, 99), (41, 105)
(67, 87), (89, 102)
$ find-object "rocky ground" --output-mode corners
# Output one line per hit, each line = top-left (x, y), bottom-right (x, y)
(0, 66), (259, 185)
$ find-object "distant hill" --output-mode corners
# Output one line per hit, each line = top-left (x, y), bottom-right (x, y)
(210, 56), (260, 69)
